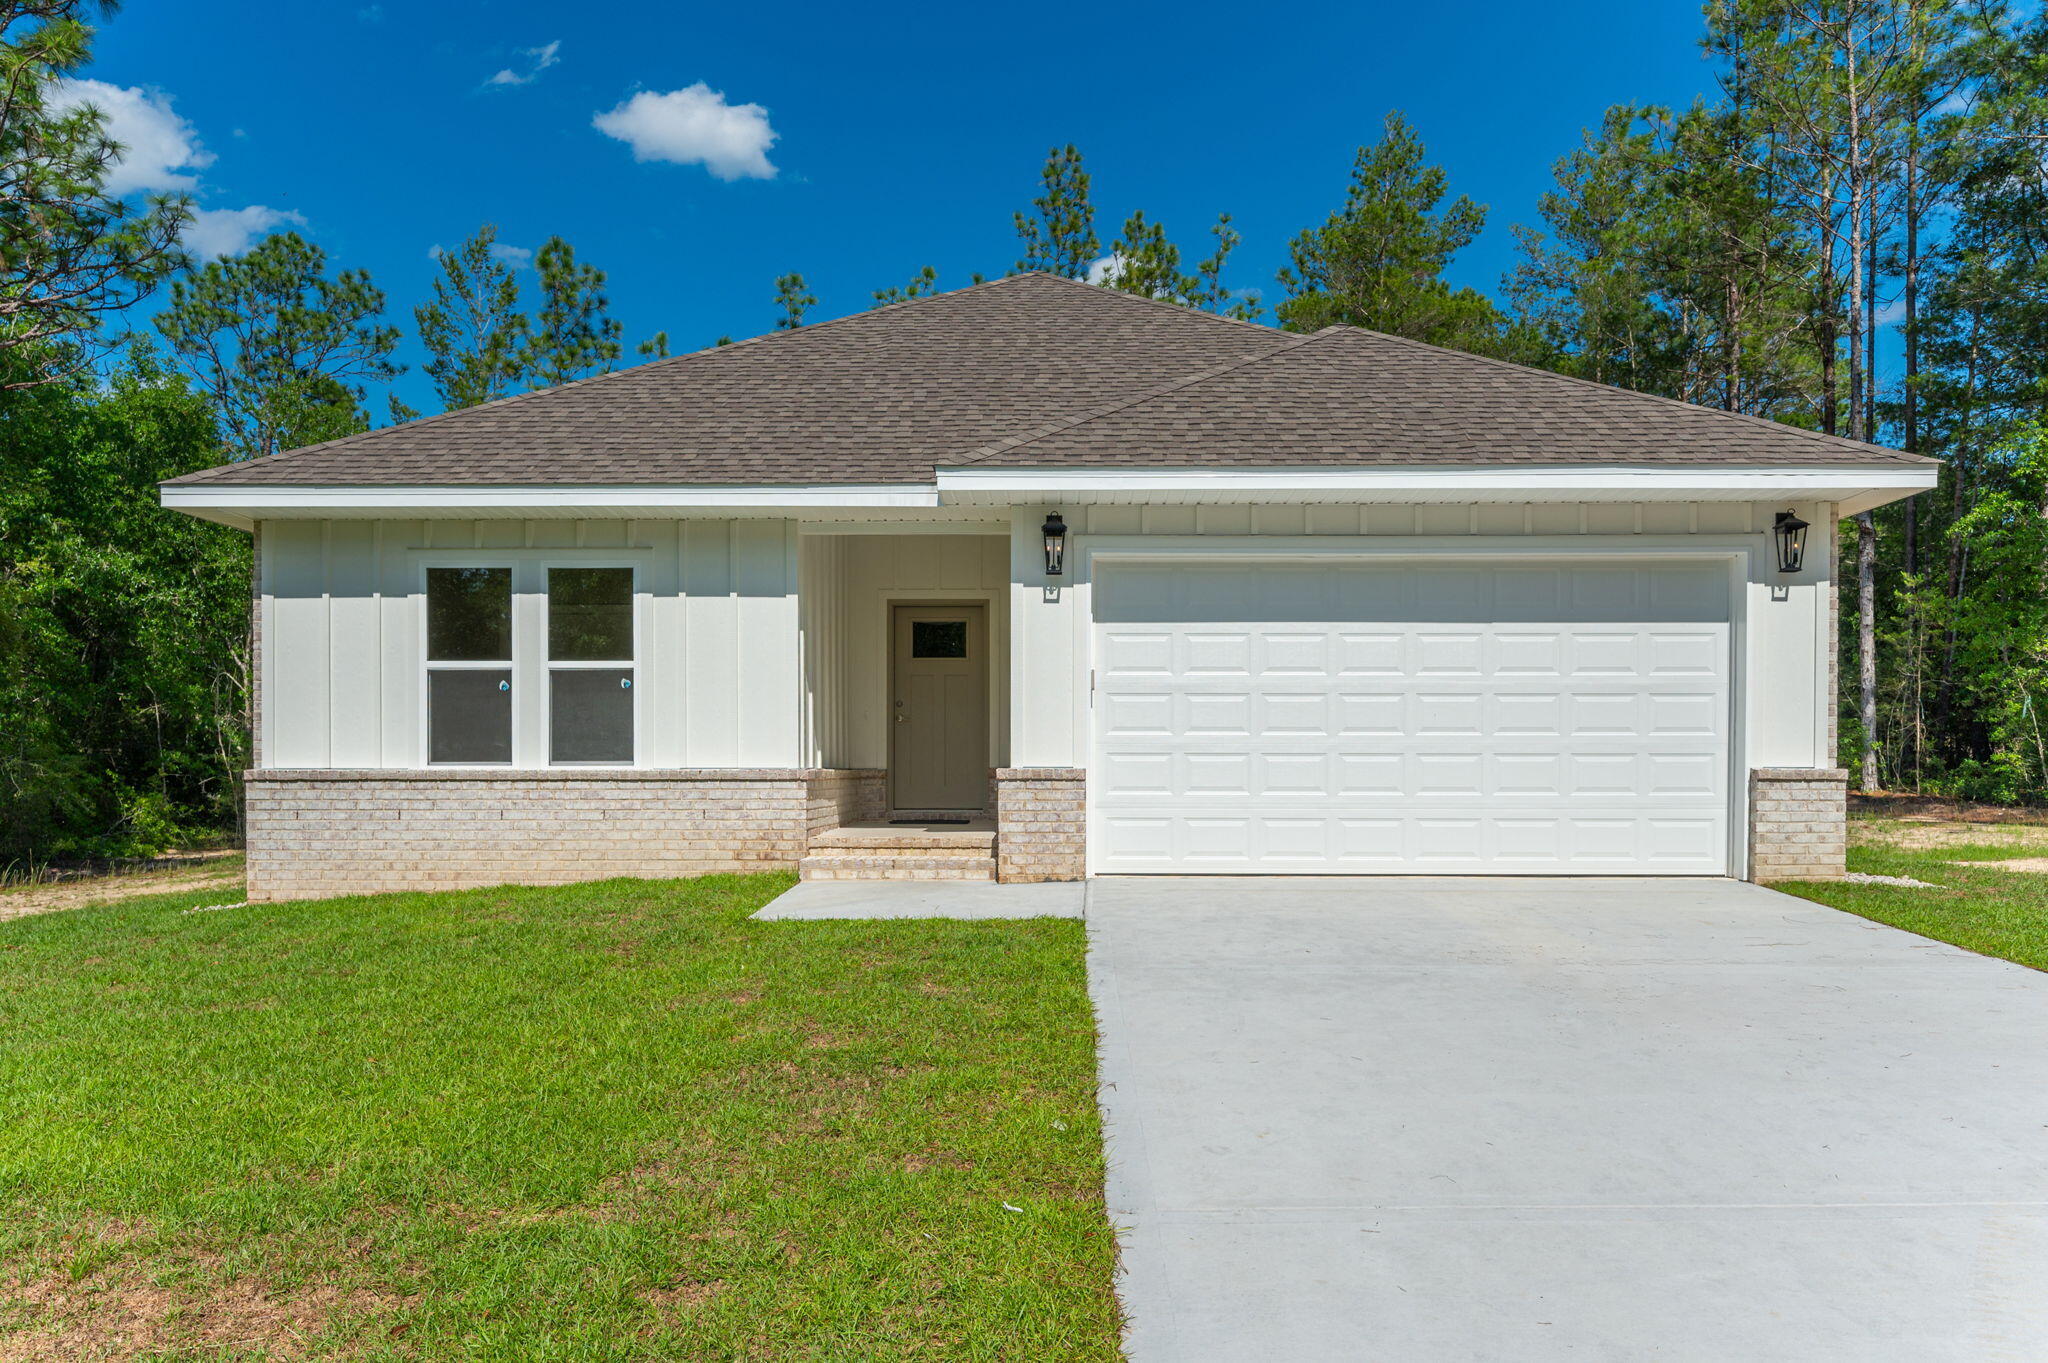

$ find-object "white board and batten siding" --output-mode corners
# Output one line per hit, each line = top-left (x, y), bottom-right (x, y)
(259, 518), (805, 769)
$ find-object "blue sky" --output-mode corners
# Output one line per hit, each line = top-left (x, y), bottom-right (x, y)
(81, 0), (1726, 411)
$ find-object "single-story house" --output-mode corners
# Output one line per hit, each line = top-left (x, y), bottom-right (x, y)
(161, 273), (1936, 899)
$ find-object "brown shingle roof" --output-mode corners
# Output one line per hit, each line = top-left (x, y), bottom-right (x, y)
(952, 323), (1933, 469)
(166, 273), (1929, 488)
(165, 273), (1284, 487)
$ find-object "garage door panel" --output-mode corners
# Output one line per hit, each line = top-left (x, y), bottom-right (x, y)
(1260, 632), (1330, 674)
(1104, 746), (1726, 800)
(1093, 560), (1731, 876)
(1647, 630), (1723, 675)
(1089, 806), (1727, 873)
(1494, 631), (1567, 676)
(1335, 753), (1406, 795)
(1415, 632), (1485, 675)
(1261, 692), (1332, 735)
(1337, 692), (1407, 735)
(1337, 633), (1404, 675)
(1647, 691), (1721, 734)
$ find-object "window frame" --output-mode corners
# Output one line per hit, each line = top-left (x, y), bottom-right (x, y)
(414, 553), (646, 769)
(542, 565), (639, 767)
(421, 561), (517, 767)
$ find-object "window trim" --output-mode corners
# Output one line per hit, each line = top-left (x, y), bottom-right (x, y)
(414, 553), (647, 769)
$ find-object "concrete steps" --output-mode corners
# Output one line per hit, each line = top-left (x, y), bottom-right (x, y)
(799, 822), (997, 881)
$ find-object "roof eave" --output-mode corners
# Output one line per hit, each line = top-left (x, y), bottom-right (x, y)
(158, 482), (943, 525)
(933, 464), (1937, 514)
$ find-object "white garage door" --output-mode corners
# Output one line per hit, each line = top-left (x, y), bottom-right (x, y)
(1092, 559), (1731, 875)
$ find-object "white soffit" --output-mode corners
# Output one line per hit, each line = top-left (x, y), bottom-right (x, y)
(159, 483), (946, 528)
(934, 465), (1936, 512)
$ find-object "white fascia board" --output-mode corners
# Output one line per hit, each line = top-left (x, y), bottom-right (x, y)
(159, 483), (942, 519)
(933, 464), (1939, 503)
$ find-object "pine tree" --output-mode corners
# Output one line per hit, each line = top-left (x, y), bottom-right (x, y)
(1277, 112), (1501, 349)
(1014, 145), (1099, 278)
(0, 0), (190, 385)
(154, 232), (401, 460)
(872, 265), (939, 306)
(774, 273), (815, 329)
(414, 225), (527, 410)
(1506, 103), (1815, 416)
(519, 236), (622, 388)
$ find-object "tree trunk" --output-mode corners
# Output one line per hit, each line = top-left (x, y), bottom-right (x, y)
(1858, 511), (1880, 790)
(1844, 16), (1865, 446)
(1902, 136), (1919, 575)
(1931, 300), (1981, 754)
(1865, 226), (1878, 444)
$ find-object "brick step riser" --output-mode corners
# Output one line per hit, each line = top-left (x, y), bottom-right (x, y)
(799, 866), (997, 882)
(803, 849), (996, 862)
(806, 838), (997, 853)
(800, 855), (997, 872)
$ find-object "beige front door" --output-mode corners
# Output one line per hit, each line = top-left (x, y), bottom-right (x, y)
(890, 604), (989, 812)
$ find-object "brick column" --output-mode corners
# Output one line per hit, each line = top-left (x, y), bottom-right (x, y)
(1748, 768), (1849, 881)
(994, 767), (1085, 883)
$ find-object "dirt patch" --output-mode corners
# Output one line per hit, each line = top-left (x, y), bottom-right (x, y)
(640, 1279), (724, 1311)
(1949, 857), (2048, 874)
(1851, 820), (2048, 853)
(0, 860), (244, 925)
(1851, 794), (2048, 825)
(0, 1265), (393, 1362)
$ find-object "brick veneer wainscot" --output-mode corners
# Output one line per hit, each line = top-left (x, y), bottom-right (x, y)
(994, 767), (1085, 883)
(245, 768), (881, 901)
(1747, 767), (1849, 881)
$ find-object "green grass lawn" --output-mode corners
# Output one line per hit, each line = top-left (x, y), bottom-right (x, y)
(1772, 831), (2048, 973)
(0, 873), (1119, 1360)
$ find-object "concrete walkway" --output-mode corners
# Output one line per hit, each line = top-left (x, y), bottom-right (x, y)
(1089, 877), (2048, 1361)
(752, 878), (1084, 920)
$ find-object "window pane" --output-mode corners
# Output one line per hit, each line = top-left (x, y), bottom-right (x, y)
(429, 670), (512, 763)
(549, 568), (633, 661)
(427, 568), (511, 661)
(911, 619), (968, 658)
(551, 668), (634, 763)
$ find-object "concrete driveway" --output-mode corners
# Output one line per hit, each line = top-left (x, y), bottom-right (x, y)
(1088, 877), (2048, 1361)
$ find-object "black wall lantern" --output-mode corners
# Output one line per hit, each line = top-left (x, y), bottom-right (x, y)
(1773, 510), (1810, 574)
(1042, 512), (1067, 576)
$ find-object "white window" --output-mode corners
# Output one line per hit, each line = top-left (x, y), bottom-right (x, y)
(425, 566), (514, 764)
(422, 562), (638, 766)
(544, 567), (635, 764)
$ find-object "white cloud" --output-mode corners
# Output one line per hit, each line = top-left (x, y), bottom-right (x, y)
(592, 83), (777, 181)
(47, 78), (214, 196)
(47, 78), (303, 259)
(429, 241), (533, 267)
(185, 205), (306, 259)
(1085, 254), (1126, 286)
(487, 40), (560, 87)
